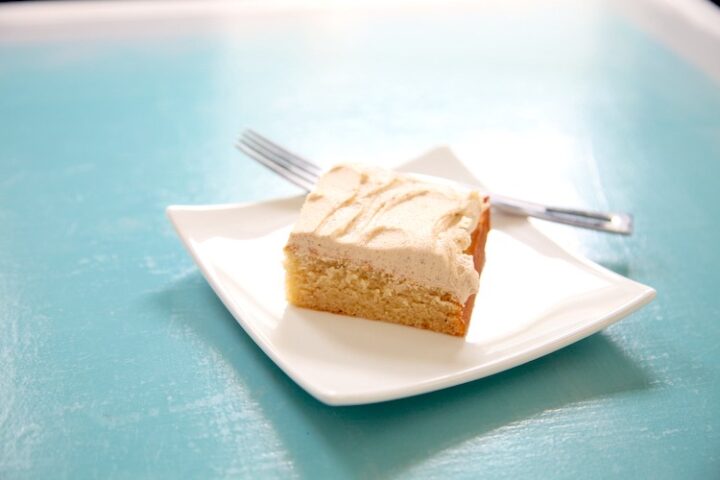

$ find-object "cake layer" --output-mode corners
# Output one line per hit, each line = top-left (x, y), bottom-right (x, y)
(285, 249), (469, 336)
(287, 164), (489, 303)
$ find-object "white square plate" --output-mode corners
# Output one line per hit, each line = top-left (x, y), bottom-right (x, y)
(167, 148), (655, 406)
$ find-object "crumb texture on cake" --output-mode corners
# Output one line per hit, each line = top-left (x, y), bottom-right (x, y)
(285, 248), (468, 336)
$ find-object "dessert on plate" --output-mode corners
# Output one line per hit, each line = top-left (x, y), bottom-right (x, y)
(283, 163), (490, 336)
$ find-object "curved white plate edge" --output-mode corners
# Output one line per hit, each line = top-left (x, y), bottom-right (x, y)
(166, 201), (657, 406)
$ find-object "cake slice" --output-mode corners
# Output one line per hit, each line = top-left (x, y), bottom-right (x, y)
(283, 164), (490, 336)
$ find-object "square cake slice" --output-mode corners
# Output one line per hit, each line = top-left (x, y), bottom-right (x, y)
(283, 164), (490, 336)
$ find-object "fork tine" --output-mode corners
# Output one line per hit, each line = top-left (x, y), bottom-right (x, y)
(236, 142), (314, 192)
(240, 132), (321, 186)
(244, 130), (323, 177)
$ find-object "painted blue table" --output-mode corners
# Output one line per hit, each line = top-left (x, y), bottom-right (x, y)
(1, 1), (719, 478)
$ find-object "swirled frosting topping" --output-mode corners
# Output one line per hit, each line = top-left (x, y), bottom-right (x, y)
(286, 164), (488, 302)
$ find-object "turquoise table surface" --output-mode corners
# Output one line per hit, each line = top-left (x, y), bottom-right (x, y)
(1, 1), (719, 478)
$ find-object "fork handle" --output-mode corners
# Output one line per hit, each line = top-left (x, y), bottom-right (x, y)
(489, 194), (634, 235)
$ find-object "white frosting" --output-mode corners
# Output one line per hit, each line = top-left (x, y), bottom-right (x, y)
(286, 164), (488, 302)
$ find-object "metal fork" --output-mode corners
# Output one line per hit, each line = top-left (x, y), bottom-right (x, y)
(236, 129), (633, 235)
